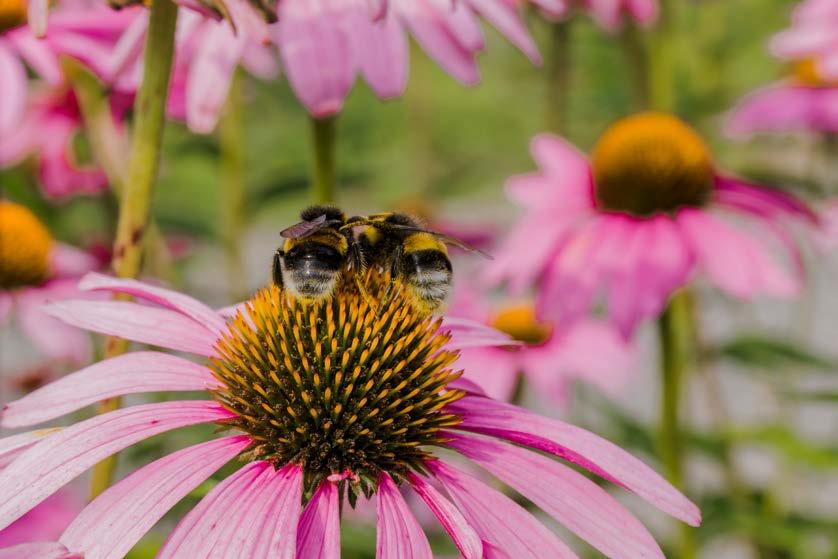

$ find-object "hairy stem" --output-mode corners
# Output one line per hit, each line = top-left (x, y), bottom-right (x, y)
(619, 24), (651, 110)
(90, 0), (179, 500)
(545, 20), (572, 133)
(658, 290), (697, 559)
(309, 116), (337, 204)
(648, 0), (679, 112)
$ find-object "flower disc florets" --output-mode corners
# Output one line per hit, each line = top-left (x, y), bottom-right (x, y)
(0, 201), (53, 289)
(0, 0), (27, 31)
(210, 273), (465, 500)
(591, 112), (714, 216)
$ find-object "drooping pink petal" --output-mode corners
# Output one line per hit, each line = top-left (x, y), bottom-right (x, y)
(0, 428), (61, 469)
(15, 283), (92, 365)
(376, 473), (433, 559)
(156, 461), (270, 558)
(2, 352), (216, 428)
(407, 473), (482, 559)
(677, 209), (800, 299)
(60, 435), (251, 559)
(447, 395), (701, 526)
(0, 542), (80, 559)
(248, 464), (303, 559)
(428, 460), (579, 558)
(296, 480), (340, 559)
(50, 244), (100, 278)
(78, 272), (227, 335)
(354, 13), (409, 99)
(0, 401), (233, 530)
(454, 346), (519, 401)
(42, 299), (218, 357)
(0, 46), (26, 134)
(467, 0), (541, 64)
(5, 30), (62, 84)
(714, 176), (818, 223)
(448, 433), (665, 559)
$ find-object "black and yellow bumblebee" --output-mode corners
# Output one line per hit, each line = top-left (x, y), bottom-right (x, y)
(273, 206), (486, 314)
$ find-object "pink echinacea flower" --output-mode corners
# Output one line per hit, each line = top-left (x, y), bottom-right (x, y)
(0, 270), (699, 558)
(487, 111), (818, 336)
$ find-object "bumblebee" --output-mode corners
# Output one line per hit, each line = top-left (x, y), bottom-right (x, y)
(274, 206), (486, 314)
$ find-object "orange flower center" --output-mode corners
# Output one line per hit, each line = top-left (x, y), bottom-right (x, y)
(792, 59), (838, 88)
(0, 0), (27, 32)
(490, 303), (551, 346)
(591, 112), (714, 216)
(0, 201), (53, 289)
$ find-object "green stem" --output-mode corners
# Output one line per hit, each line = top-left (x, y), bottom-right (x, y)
(544, 19), (572, 133)
(309, 116), (337, 204)
(90, 0), (179, 500)
(657, 290), (697, 559)
(219, 71), (247, 302)
(619, 24), (651, 110)
(648, 0), (678, 112)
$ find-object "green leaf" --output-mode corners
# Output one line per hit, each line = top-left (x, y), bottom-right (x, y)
(727, 425), (838, 470)
(711, 336), (836, 372)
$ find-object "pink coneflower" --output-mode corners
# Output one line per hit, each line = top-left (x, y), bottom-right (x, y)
(450, 283), (636, 403)
(0, 270), (698, 558)
(580, 0), (658, 31)
(726, 59), (838, 135)
(272, 0), (549, 117)
(0, 488), (82, 548)
(487, 112), (817, 337)
(0, 201), (100, 368)
(0, 86), (132, 199)
(771, 0), (838, 81)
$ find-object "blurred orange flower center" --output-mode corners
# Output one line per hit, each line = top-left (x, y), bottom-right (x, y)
(591, 112), (714, 216)
(0, 201), (53, 289)
(792, 59), (838, 88)
(490, 304), (551, 346)
(0, 0), (27, 32)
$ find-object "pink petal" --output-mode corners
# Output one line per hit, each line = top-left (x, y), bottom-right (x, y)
(156, 461), (271, 558)
(714, 176), (817, 223)
(5, 30), (62, 83)
(407, 473), (482, 559)
(296, 480), (340, 559)
(376, 473), (433, 559)
(449, 433), (665, 559)
(79, 273), (227, 335)
(50, 245), (99, 278)
(440, 317), (517, 350)
(677, 209), (799, 299)
(454, 347), (519, 401)
(0, 428), (61, 469)
(466, 0), (541, 64)
(447, 395), (701, 526)
(428, 460), (579, 558)
(60, 435), (251, 559)
(15, 285), (92, 365)
(2, 351), (217, 428)
(354, 14), (409, 99)
(0, 46), (26, 134)
(42, 299), (218, 357)
(274, 0), (355, 117)
(248, 464), (303, 559)
(26, 0), (50, 36)
(0, 542), (79, 559)
(530, 133), (593, 185)
(0, 401), (233, 530)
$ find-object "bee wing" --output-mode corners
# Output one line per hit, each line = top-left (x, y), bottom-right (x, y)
(280, 214), (331, 239)
(385, 224), (493, 259)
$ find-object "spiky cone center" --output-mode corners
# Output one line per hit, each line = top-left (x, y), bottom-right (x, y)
(210, 274), (465, 502)
(0, 201), (53, 289)
(792, 59), (838, 88)
(0, 0), (26, 32)
(591, 112), (714, 216)
(491, 303), (551, 346)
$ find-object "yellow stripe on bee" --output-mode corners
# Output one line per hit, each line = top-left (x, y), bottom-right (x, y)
(402, 232), (447, 254)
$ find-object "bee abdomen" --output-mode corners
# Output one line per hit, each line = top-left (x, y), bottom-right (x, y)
(403, 249), (453, 311)
(282, 243), (344, 299)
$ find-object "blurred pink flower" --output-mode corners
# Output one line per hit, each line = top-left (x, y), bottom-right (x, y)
(0, 201), (100, 367)
(771, 0), (838, 81)
(0, 86), (131, 199)
(450, 283), (637, 404)
(580, 0), (658, 31)
(0, 488), (82, 548)
(0, 272), (698, 558)
(487, 112), (818, 337)
(272, 0), (546, 117)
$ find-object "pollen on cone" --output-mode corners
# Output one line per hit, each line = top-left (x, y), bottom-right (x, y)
(0, 201), (53, 289)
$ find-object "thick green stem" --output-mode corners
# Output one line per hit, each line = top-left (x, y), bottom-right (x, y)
(648, 0), (678, 112)
(219, 71), (247, 302)
(658, 290), (697, 559)
(545, 20), (572, 133)
(90, 0), (179, 500)
(309, 116), (337, 204)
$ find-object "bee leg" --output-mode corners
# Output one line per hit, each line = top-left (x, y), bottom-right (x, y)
(272, 249), (284, 287)
(379, 244), (402, 306)
(354, 275), (378, 310)
(349, 240), (377, 310)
